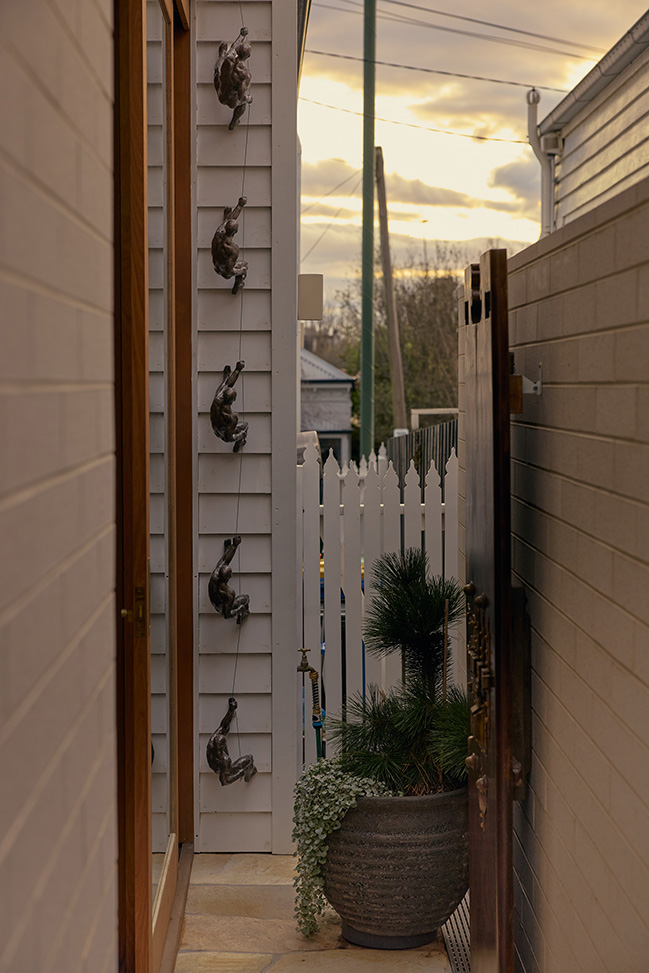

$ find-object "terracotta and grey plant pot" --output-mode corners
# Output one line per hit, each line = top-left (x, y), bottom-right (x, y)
(322, 787), (468, 949)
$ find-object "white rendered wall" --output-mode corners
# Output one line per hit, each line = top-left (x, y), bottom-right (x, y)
(194, 0), (297, 853)
(0, 0), (118, 969)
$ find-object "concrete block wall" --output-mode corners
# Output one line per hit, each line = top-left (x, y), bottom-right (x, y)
(507, 178), (649, 971)
(0, 1), (118, 971)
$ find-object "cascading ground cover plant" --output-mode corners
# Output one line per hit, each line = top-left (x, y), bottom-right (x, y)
(292, 759), (391, 936)
(293, 548), (470, 935)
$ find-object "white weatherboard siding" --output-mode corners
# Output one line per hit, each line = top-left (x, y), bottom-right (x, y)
(147, 0), (171, 854)
(541, 14), (649, 227)
(195, 0), (297, 853)
(0, 0), (117, 968)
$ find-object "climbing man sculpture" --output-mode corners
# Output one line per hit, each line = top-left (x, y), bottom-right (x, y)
(213, 27), (252, 130)
(206, 697), (257, 786)
(210, 196), (248, 294)
(210, 360), (248, 452)
(208, 536), (250, 624)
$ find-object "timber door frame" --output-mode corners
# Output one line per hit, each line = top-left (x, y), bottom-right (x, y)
(462, 249), (514, 973)
(116, 1), (193, 970)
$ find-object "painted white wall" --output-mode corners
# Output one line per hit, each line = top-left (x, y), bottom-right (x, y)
(301, 385), (353, 432)
(194, 0), (297, 853)
(0, 0), (118, 968)
(147, 0), (173, 855)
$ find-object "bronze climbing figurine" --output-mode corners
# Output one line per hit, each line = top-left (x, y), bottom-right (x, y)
(210, 360), (248, 452)
(208, 536), (250, 624)
(206, 697), (257, 786)
(213, 27), (252, 130)
(211, 196), (248, 294)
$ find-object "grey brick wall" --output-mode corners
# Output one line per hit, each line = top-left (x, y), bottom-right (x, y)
(0, 1), (117, 970)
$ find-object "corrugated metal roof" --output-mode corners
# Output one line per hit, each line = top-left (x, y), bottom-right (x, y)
(300, 348), (354, 384)
(540, 11), (649, 134)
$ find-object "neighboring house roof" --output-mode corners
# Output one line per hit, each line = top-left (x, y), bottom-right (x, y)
(300, 347), (354, 385)
(540, 11), (649, 134)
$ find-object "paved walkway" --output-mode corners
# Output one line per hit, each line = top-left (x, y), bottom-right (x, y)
(174, 853), (451, 972)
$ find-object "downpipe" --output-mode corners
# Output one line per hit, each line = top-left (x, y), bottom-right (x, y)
(527, 89), (554, 238)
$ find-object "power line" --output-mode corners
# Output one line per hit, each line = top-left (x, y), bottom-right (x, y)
(299, 96), (530, 144)
(305, 48), (568, 93)
(301, 169), (360, 213)
(313, 1), (599, 60)
(378, 0), (606, 55)
(301, 174), (364, 261)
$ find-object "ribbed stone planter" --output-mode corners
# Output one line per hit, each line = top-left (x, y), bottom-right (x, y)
(322, 788), (468, 949)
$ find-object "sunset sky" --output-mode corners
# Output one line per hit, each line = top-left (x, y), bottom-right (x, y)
(298, 0), (649, 303)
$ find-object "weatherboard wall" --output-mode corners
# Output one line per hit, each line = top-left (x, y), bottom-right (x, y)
(0, 0), (118, 968)
(194, 0), (297, 852)
(551, 44), (649, 227)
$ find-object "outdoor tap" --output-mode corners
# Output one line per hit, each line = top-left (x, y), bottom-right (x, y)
(297, 647), (315, 674)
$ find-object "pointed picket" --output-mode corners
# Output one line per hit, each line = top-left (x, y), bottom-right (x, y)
(322, 450), (343, 742)
(359, 455), (368, 477)
(444, 448), (460, 688)
(425, 459), (443, 577)
(403, 460), (422, 552)
(381, 462), (401, 557)
(380, 461), (402, 691)
(342, 465), (363, 704)
(378, 443), (388, 478)
(296, 459), (306, 773)
(361, 464), (382, 689)
(445, 448), (459, 581)
(301, 441), (320, 768)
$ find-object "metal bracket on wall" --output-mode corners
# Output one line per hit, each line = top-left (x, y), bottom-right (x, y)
(510, 362), (542, 413)
(522, 362), (543, 396)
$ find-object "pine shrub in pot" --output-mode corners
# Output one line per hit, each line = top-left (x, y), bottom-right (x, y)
(293, 548), (469, 949)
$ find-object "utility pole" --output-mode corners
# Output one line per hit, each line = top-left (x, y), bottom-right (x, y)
(375, 146), (407, 432)
(360, 0), (376, 460)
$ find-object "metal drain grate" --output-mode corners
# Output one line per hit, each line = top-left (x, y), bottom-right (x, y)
(441, 892), (471, 973)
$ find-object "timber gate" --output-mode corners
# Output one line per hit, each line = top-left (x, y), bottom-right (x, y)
(296, 443), (459, 770)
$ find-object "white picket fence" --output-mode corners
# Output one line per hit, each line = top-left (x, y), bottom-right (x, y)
(296, 441), (459, 770)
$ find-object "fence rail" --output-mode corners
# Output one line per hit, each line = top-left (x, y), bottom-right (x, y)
(296, 441), (459, 770)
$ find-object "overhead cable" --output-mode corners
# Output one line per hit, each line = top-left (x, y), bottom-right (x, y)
(313, 1), (599, 60)
(305, 48), (568, 92)
(377, 0), (606, 55)
(301, 169), (361, 213)
(299, 97), (529, 144)
(301, 174), (364, 261)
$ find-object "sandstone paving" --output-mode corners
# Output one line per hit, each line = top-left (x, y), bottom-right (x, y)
(175, 854), (451, 972)
(180, 915), (342, 954)
(269, 941), (451, 971)
(185, 885), (296, 920)
(189, 854), (295, 886)
(174, 952), (273, 972)
(187, 855), (235, 885)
